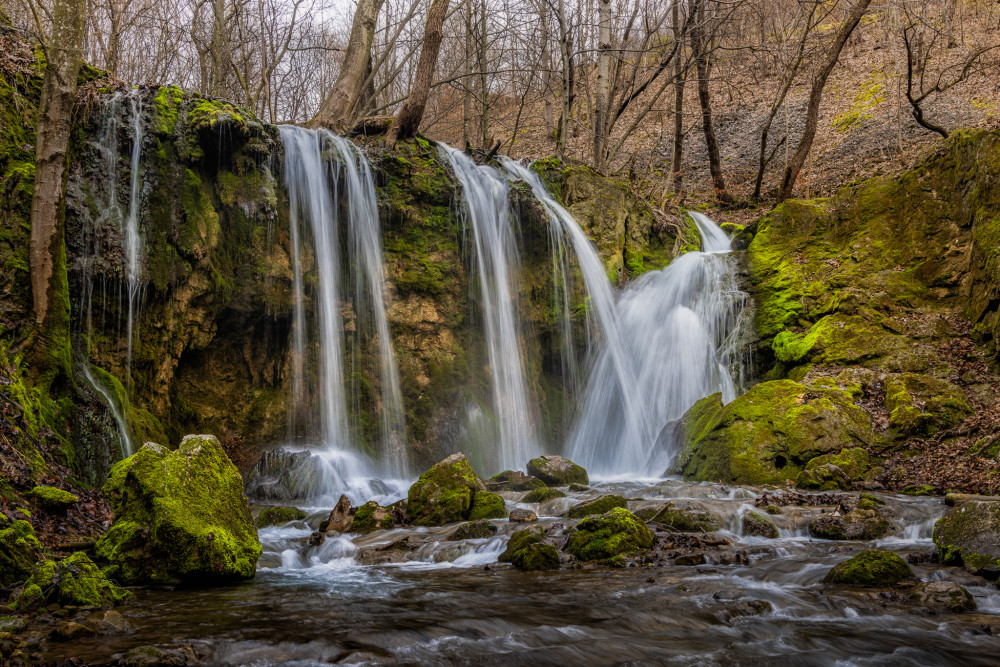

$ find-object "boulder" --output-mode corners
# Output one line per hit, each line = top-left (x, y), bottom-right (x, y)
(565, 494), (628, 519)
(487, 470), (545, 492)
(0, 517), (42, 587)
(243, 448), (327, 500)
(448, 520), (498, 541)
(823, 549), (913, 587)
(742, 512), (779, 538)
(884, 373), (972, 438)
(27, 486), (78, 512)
(96, 436), (262, 584)
(856, 493), (885, 511)
(89, 609), (136, 635)
(650, 504), (722, 532)
(350, 501), (395, 533)
(52, 621), (96, 641)
(907, 581), (976, 613)
(325, 494), (353, 534)
(565, 508), (654, 562)
(11, 552), (130, 610)
(468, 491), (507, 520)
(511, 544), (560, 571)
(933, 501), (1000, 573)
(407, 453), (499, 526)
(675, 553), (707, 566)
(795, 464), (851, 491)
(809, 509), (890, 540)
(121, 644), (199, 666)
(526, 455), (589, 486)
(255, 505), (307, 528)
(522, 487), (566, 503)
(509, 508), (538, 523)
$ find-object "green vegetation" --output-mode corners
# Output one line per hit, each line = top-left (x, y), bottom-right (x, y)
(823, 550), (913, 587)
(565, 508), (653, 562)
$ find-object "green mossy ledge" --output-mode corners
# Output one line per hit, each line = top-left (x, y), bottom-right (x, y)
(96, 435), (262, 584)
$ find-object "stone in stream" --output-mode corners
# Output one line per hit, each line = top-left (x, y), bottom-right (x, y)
(488, 470), (546, 492)
(565, 508), (654, 562)
(522, 487), (566, 503)
(795, 463), (851, 492)
(933, 501), (1000, 575)
(88, 609), (136, 635)
(509, 508), (538, 523)
(823, 549), (914, 587)
(96, 436), (262, 584)
(675, 553), (707, 566)
(808, 509), (890, 540)
(498, 526), (560, 571)
(255, 505), (308, 529)
(649, 504), (722, 532)
(350, 501), (395, 534)
(742, 511), (779, 538)
(407, 453), (506, 526)
(468, 491), (507, 520)
(526, 455), (589, 487)
(565, 494), (628, 519)
(325, 494), (353, 534)
(448, 520), (498, 541)
(907, 581), (976, 613)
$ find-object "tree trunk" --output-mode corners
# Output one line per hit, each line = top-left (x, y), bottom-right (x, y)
(778, 0), (873, 202)
(669, 0), (684, 191)
(692, 3), (730, 202)
(477, 0), (489, 147)
(463, 0), (474, 146)
(387, 0), (452, 143)
(593, 0), (612, 171)
(312, 0), (386, 129)
(30, 0), (85, 385)
(555, 0), (573, 159)
(209, 0), (228, 97)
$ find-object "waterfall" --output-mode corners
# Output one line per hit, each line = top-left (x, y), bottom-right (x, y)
(278, 125), (407, 481)
(123, 92), (144, 377)
(440, 145), (539, 473)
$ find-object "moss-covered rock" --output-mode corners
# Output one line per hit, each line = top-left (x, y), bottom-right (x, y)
(796, 464), (851, 491)
(255, 505), (307, 528)
(0, 518), (42, 587)
(526, 455), (589, 486)
(11, 552), (130, 610)
(522, 487), (567, 503)
(406, 453), (482, 526)
(565, 508), (654, 562)
(907, 581), (976, 613)
(448, 520), (498, 541)
(96, 435), (261, 584)
(884, 373), (972, 438)
(933, 501), (1000, 572)
(650, 504), (722, 532)
(565, 494), (628, 519)
(809, 509), (891, 541)
(856, 494), (885, 511)
(26, 486), (78, 512)
(676, 381), (876, 485)
(511, 543), (560, 571)
(498, 526), (546, 563)
(468, 491), (507, 520)
(350, 501), (396, 533)
(804, 447), (873, 483)
(823, 549), (914, 587)
(742, 512), (779, 538)
(902, 484), (936, 496)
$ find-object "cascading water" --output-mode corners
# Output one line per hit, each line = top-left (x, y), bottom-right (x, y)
(277, 126), (408, 493)
(440, 145), (539, 473)
(123, 93), (144, 376)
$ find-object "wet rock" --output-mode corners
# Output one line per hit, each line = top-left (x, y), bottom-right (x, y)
(244, 448), (326, 500)
(88, 609), (136, 635)
(796, 463), (851, 491)
(808, 509), (890, 540)
(96, 436), (262, 584)
(448, 520), (498, 541)
(499, 527), (545, 562)
(0, 618), (27, 633)
(902, 484), (935, 496)
(568, 483), (591, 492)
(511, 543), (560, 571)
(726, 599), (772, 616)
(823, 549), (914, 587)
(26, 486), (78, 513)
(650, 504), (722, 532)
(565, 494), (628, 519)
(0, 517), (43, 587)
(308, 531), (325, 547)
(742, 512), (779, 538)
(526, 455), (589, 486)
(255, 505), (307, 529)
(51, 621), (96, 641)
(907, 581), (976, 613)
(10, 552), (130, 611)
(469, 491), (507, 520)
(522, 487), (566, 503)
(121, 644), (198, 666)
(350, 501), (395, 533)
(933, 501), (1000, 574)
(509, 508), (538, 523)
(487, 470), (544, 492)
(325, 495), (353, 534)
(764, 505), (783, 515)
(856, 493), (885, 511)
(565, 508), (653, 562)
(407, 453), (484, 526)
(674, 553), (707, 566)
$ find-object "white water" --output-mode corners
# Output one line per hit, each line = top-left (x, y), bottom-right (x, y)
(441, 146), (539, 473)
(278, 126), (408, 485)
(123, 93), (144, 377)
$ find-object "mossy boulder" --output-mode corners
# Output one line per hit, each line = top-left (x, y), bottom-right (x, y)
(802, 447), (874, 486)
(856, 494), (885, 511)
(498, 526), (546, 563)
(0, 518), (42, 587)
(676, 381), (876, 485)
(933, 501), (1000, 573)
(407, 453), (499, 526)
(255, 506), (307, 528)
(650, 504), (722, 532)
(448, 520), (498, 541)
(566, 508), (654, 562)
(350, 501), (396, 533)
(27, 486), (78, 512)
(95, 435), (262, 584)
(823, 549), (914, 587)
(522, 487), (567, 503)
(884, 373), (972, 438)
(11, 552), (130, 610)
(489, 470), (546, 492)
(809, 509), (891, 541)
(565, 494), (628, 519)
(511, 543), (560, 571)
(468, 491), (507, 520)
(526, 455), (589, 487)
(796, 464), (851, 491)
(742, 512), (779, 538)
(908, 581), (976, 613)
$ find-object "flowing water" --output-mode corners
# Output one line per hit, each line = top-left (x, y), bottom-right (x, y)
(40, 481), (1000, 666)
(123, 93), (144, 377)
(441, 146), (539, 473)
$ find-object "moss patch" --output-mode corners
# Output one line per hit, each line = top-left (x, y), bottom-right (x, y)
(823, 549), (913, 587)
(566, 508), (653, 561)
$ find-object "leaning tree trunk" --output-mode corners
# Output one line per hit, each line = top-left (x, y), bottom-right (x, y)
(778, 0), (873, 202)
(29, 0), (86, 386)
(692, 4), (730, 203)
(387, 0), (452, 143)
(312, 0), (386, 129)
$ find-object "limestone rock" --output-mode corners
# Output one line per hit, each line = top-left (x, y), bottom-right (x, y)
(407, 453), (498, 526)
(809, 509), (890, 541)
(96, 436), (262, 584)
(350, 501), (395, 534)
(933, 501), (1000, 574)
(742, 512), (779, 538)
(823, 549), (913, 587)
(447, 520), (498, 541)
(526, 455), (589, 486)
(907, 581), (976, 613)
(509, 508), (538, 523)
(255, 505), (307, 528)
(325, 495), (354, 534)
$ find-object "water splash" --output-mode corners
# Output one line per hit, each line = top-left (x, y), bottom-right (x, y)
(440, 145), (539, 473)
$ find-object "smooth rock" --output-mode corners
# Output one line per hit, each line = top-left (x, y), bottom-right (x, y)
(823, 549), (914, 587)
(325, 494), (353, 534)
(933, 501), (1000, 574)
(526, 455), (589, 486)
(907, 581), (976, 613)
(509, 508), (538, 523)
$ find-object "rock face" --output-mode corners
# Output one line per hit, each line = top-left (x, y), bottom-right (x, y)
(0, 517), (42, 587)
(96, 436), (262, 584)
(565, 494), (628, 519)
(933, 501), (1000, 573)
(565, 508), (654, 562)
(526, 455), (589, 487)
(823, 550), (913, 587)
(12, 552), (130, 610)
(407, 453), (504, 526)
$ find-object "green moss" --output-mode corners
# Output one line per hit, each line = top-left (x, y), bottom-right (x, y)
(522, 487), (567, 503)
(255, 505), (307, 528)
(808, 509), (890, 540)
(933, 502), (1000, 569)
(350, 501), (395, 533)
(0, 519), (42, 587)
(511, 543), (560, 571)
(498, 526), (545, 563)
(526, 455), (589, 486)
(805, 447), (872, 481)
(565, 494), (628, 519)
(823, 549), (913, 587)
(468, 491), (506, 520)
(406, 454), (480, 526)
(152, 85), (184, 135)
(11, 552), (131, 610)
(651, 504), (721, 532)
(566, 508), (653, 561)
(884, 374), (972, 438)
(857, 494), (885, 511)
(743, 511), (779, 538)
(27, 486), (78, 511)
(902, 484), (935, 496)
(448, 520), (498, 541)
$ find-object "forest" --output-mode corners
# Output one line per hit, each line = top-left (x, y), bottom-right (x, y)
(1, 0), (1000, 663)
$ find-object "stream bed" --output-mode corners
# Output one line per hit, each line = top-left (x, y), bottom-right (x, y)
(41, 479), (1000, 665)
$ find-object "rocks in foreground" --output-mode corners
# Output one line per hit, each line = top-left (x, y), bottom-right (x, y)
(527, 455), (589, 487)
(499, 526), (560, 571)
(809, 508), (890, 541)
(0, 516), (43, 587)
(96, 435), (262, 584)
(908, 581), (976, 613)
(11, 551), (130, 610)
(823, 549), (913, 587)
(407, 453), (506, 526)
(566, 508), (653, 562)
(565, 494), (627, 519)
(933, 501), (1000, 575)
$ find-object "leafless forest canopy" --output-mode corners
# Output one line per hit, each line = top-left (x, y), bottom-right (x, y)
(7, 0), (1000, 204)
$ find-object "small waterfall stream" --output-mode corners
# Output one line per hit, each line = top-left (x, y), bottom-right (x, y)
(123, 93), (144, 377)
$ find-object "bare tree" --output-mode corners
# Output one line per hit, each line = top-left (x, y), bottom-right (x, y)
(388, 0), (452, 142)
